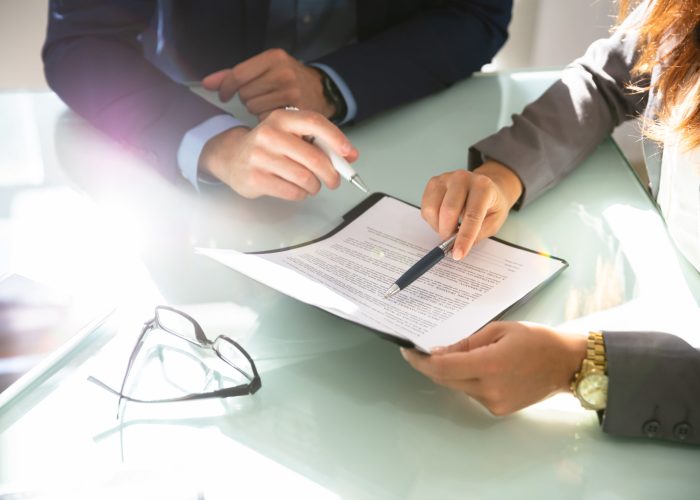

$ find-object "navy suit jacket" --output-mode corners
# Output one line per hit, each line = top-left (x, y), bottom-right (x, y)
(43, 0), (511, 181)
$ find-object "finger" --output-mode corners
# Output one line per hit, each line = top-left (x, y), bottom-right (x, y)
(245, 91), (295, 116)
(229, 49), (286, 89)
(218, 71), (251, 103)
(404, 354), (498, 410)
(432, 379), (509, 416)
(252, 147), (323, 195)
(265, 130), (341, 189)
(252, 172), (309, 201)
(438, 177), (469, 240)
(215, 51), (282, 102)
(201, 69), (229, 90)
(452, 180), (494, 260)
(441, 336), (471, 354)
(401, 348), (489, 381)
(425, 376), (507, 415)
(344, 148), (360, 163)
(421, 177), (448, 233)
(443, 323), (505, 354)
(238, 77), (283, 105)
(269, 109), (355, 159)
(209, 73), (242, 103)
(431, 376), (484, 398)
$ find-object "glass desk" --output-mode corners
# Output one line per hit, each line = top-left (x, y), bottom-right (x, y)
(0, 71), (698, 499)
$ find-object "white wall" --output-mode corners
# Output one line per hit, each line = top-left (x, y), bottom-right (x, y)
(492, 0), (617, 70)
(491, 0), (645, 178)
(0, 0), (48, 89)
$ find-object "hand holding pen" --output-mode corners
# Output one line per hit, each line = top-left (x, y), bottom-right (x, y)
(302, 135), (368, 193)
(200, 107), (363, 200)
(386, 165), (524, 297)
(285, 105), (367, 193)
(421, 166), (523, 258)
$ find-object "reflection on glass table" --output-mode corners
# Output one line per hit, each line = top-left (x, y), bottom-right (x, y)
(0, 274), (70, 391)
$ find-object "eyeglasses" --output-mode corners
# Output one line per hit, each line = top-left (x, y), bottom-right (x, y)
(89, 306), (261, 417)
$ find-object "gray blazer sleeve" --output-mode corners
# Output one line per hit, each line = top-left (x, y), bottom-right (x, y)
(468, 14), (648, 207)
(602, 331), (700, 445)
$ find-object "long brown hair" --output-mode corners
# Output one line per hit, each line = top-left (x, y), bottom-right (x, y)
(621, 0), (700, 148)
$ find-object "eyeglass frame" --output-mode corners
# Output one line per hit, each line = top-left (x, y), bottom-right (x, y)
(90, 305), (261, 418)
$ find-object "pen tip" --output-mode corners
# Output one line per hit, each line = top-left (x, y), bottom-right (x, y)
(384, 284), (400, 298)
(351, 175), (369, 193)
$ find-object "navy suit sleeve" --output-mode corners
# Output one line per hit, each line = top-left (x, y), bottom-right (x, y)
(602, 331), (700, 445)
(313, 0), (512, 122)
(43, 0), (225, 181)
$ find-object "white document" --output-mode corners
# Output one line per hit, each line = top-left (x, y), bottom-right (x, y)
(198, 196), (567, 352)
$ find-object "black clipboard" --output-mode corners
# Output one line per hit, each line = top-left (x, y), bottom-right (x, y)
(243, 192), (568, 351)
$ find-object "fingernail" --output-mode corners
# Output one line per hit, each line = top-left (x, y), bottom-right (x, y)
(431, 346), (447, 355)
(341, 142), (353, 155)
(400, 347), (408, 359)
(452, 249), (463, 261)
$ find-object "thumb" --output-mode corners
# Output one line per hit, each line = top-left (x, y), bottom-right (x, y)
(201, 69), (229, 90)
(444, 322), (504, 353)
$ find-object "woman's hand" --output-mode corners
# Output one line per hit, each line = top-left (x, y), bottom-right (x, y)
(421, 161), (523, 260)
(401, 322), (587, 416)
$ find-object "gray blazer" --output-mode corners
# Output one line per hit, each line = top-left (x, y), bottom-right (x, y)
(468, 13), (700, 444)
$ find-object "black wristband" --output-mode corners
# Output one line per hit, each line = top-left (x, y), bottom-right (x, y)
(317, 68), (347, 123)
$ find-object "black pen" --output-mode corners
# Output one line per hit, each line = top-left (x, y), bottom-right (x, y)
(384, 233), (458, 298)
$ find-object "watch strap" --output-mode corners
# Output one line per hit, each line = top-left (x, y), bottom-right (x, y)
(587, 331), (607, 372)
(570, 331), (608, 410)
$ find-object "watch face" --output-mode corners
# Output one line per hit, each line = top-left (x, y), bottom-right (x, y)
(577, 373), (608, 409)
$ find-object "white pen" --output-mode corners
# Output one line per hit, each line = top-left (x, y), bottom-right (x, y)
(304, 135), (369, 194)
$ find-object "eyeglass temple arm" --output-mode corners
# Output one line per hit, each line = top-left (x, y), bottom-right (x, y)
(89, 376), (260, 403)
(116, 319), (155, 417)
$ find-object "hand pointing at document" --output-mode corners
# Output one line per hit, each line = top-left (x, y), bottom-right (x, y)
(420, 161), (523, 260)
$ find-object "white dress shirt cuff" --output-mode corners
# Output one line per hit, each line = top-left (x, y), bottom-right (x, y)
(177, 114), (243, 190)
(309, 63), (357, 125)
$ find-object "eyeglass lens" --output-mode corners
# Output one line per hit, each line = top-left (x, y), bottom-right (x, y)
(214, 337), (255, 381)
(156, 307), (199, 343)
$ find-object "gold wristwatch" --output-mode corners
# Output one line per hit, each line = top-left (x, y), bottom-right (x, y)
(570, 331), (608, 410)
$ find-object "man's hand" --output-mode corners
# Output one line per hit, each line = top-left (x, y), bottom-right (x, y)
(401, 322), (588, 416)
(199, 109), (358, 200)
(420, 161), (523, 260)
(202, 49), (335, 120)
